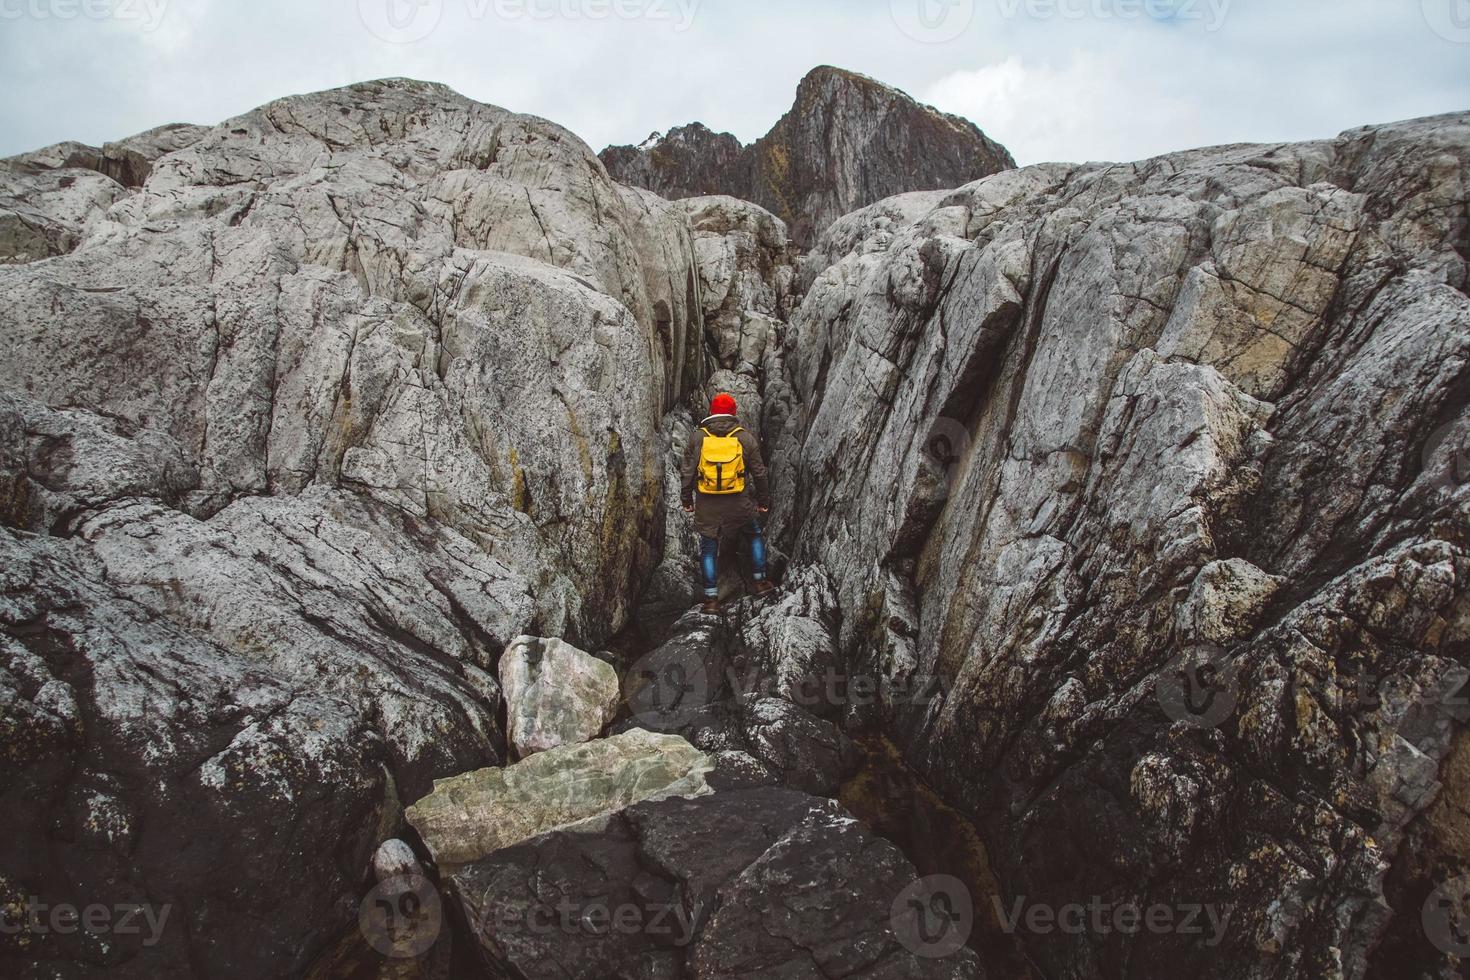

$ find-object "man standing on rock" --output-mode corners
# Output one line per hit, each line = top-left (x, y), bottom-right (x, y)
(681, 393), (775, 613)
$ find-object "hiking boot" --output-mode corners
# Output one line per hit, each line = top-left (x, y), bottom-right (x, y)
(699, 598), (722, 615)
(751, 580), (776, 597)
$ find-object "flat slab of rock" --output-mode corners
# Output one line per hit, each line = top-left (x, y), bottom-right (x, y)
(500, 636), (619, 758)
(404, 728), (713, 876)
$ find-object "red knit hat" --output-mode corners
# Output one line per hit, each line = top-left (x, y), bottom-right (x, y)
(710, 393), (737, 416)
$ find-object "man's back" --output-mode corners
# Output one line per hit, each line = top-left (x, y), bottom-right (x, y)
(679, 394), (774, 610)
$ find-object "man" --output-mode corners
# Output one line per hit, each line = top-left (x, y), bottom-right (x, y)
(680, 392), (775, 613)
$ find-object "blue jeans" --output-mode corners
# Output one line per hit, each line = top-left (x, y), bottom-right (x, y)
(699, 518), (768, 598)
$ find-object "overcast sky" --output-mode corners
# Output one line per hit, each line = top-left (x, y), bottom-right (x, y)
(2, 0), (1468, 165)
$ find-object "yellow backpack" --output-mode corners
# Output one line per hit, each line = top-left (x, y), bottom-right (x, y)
(697, 427), (746, 495)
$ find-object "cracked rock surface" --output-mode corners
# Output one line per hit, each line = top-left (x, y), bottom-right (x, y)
(451, 786), (982, 980)
(773, 112), (1470, 979)
(0, 77), (706, 977)
(4, 70), (1469, 980)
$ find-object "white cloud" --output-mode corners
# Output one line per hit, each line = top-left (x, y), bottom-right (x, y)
(922, 52), (1211, 165)
(0, 0), (1467, 166)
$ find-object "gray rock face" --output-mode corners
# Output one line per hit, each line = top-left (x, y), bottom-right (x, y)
(499, 635), (619, 758)
(0, 524), (410, 977)
(637, 196), (798, 631)
(599, 121), (744, 201)
(4, 122), (208, 188)
(737, 564), (843, 714)
(681, 195), (797, 374)
(602, 66), (1015, 248)
(0, 124), (208, 264)
(0, 169), (127, 264)
(620, 590), (856, 795)
(774, 112), (1470, 978)
(6, 69), (1469, 980)
(2, 76), (704, 643)
(97, 123), (210, 188)
(0, 77), (707, 977)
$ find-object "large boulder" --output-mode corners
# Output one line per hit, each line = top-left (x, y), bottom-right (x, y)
(0, 165), (127, 263)
(669, 696), (857, 796)
(97, 123), (210, 188)
(450, 787), (983, 979)
(500, 636), (620, 758)
(403, 728), (714, 876)
(0, 122), (207, 264)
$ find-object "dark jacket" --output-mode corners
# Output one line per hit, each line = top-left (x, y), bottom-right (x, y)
(680, 414), (771, 539)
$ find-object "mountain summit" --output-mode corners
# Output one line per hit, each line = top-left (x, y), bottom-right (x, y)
(601, 66), (1015, 247)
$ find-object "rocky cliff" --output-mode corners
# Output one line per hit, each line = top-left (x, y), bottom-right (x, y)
(0, 77), (709, 977)
(773, 114), (1470, 979)
(1, 74), (1467, 980)
(601, 66), (1016, 248)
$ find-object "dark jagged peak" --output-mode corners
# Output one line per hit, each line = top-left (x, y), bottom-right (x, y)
(600, 65), (1015, 248)
(600, 120), (745, 202)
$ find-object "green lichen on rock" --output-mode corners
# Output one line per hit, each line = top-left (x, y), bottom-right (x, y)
(404, 728), (714, 875)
